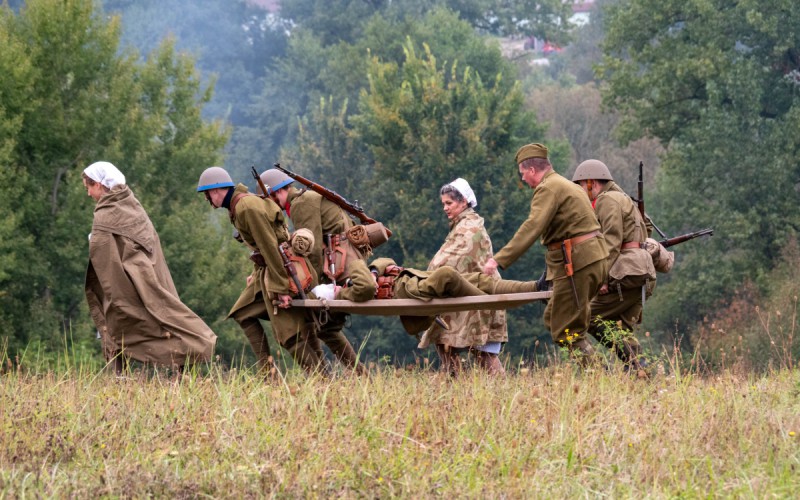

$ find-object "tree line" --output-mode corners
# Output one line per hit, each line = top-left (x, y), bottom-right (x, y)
(2, 0), (797, 367)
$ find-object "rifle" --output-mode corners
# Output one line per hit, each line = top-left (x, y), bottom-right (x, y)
(272, 163), (392, 236)
(659, 229), (714, 248)
(634, 160), (668, 238)
(251, 165), (270, 198)
(637, 161), (645, 221)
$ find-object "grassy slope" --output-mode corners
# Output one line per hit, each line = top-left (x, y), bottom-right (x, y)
(1, 364), (798, 497)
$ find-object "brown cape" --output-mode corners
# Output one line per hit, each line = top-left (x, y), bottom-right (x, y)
(84, 186), (216, 367)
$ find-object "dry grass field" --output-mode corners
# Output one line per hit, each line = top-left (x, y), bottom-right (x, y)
(1, 350), (799, 498)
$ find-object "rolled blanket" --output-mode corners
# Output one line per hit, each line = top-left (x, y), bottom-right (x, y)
(644, 237), (674, 273)
(346, 224), (370, 250)
(291, 228), (315, 256)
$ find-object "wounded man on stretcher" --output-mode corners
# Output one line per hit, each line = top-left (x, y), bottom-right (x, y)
(300, 257), (550, 335)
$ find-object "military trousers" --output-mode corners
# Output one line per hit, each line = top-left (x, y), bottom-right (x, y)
(544, 258), (607, 344)
(316, 312), (364, 372)
(587, 281), (655, 361)
(230, 293), (273, 371)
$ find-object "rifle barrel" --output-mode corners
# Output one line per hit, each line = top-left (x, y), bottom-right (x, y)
(659, 229), (713, 248)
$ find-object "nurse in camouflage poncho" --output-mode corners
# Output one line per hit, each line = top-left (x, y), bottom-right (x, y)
(420, 178), (507, 376)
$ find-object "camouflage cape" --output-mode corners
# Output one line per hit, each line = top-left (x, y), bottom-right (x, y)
(420, 208), (507, 349)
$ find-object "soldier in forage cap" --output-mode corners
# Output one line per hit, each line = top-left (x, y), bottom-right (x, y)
(482, 144), (609, 367)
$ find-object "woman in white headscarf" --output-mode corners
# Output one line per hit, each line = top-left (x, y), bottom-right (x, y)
(420, 178), (507, 376)
(82, 161), (216, 371)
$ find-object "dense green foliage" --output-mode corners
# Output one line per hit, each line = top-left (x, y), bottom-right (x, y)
(278, 9), (565, 357)
(599, 0), (800, 343)
(4, 0), (797, 367)
(0, 0), (249, 360)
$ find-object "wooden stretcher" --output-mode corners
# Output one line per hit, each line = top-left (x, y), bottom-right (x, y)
(291, 291), (551, 316)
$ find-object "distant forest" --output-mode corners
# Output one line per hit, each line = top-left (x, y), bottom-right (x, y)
(1, 0), (798, 368)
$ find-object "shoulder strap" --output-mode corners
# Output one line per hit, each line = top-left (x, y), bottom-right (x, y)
(229, 193), (254, 222)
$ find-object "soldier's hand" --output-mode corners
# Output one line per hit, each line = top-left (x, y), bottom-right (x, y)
(483, 258), (499, 275)
(599, 283), (609, 295)
(277, 294), (292, 309)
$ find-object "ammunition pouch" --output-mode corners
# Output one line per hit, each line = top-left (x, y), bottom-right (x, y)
(375, 276), (396, 299)
(323, 234), (347, 282)
(279, 242), (313, 295)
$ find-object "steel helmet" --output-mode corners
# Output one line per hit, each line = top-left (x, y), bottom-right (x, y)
(572, 159), (613, 182)
(197, 166), (234, 192)
(260, 168), (293, 195)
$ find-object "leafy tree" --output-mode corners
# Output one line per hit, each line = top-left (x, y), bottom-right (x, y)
(282, 10), (566, 360)
(0, 0), (248, 361)
(598, 0), (800, 341)
(239, 1), (575, 172)
(279, 0), (574, 44)
(528, 83), (664, 192)
(102, 0), (292, 173)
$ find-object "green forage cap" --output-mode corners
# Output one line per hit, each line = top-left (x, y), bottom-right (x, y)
(515, 143), (549, 164)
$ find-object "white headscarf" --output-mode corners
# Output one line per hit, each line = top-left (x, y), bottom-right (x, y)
(83, 161), (126, 189)
(448, 177), (477, 208)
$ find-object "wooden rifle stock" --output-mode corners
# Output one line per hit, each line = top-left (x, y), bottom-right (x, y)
(251, 165), (270, 198)
(272, 163), (392, 236)
(659, 229), (713, 248)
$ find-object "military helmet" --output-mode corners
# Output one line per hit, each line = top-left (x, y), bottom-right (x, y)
(260, 169), (293, 195)
(572, 159), (613, 182)
(197, 166), (234, 192)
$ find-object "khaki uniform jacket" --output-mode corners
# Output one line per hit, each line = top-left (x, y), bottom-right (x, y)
(85, 186), (216, 366)
(228, 184), (317, 344)
(287, 187), (351, 276)
(494, 170), (607, 280)
(422, 208), (508, 349)
(594, 181), (655, 289)
(288, 187), (376, 303)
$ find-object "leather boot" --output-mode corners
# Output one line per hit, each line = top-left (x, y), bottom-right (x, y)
(472, 351), (505, 376)
(568, 337), (603, 369)
(435, 344), (463, 377)
(285, 329), (327, 376)
(617, 338), (649, 377)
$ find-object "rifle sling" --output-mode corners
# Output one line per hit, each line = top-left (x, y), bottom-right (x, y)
(228, 192), (255, 222)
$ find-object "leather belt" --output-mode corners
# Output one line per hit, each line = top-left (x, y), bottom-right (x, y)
(621, 241), (644, 250)
(547, 230), (600, 251)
